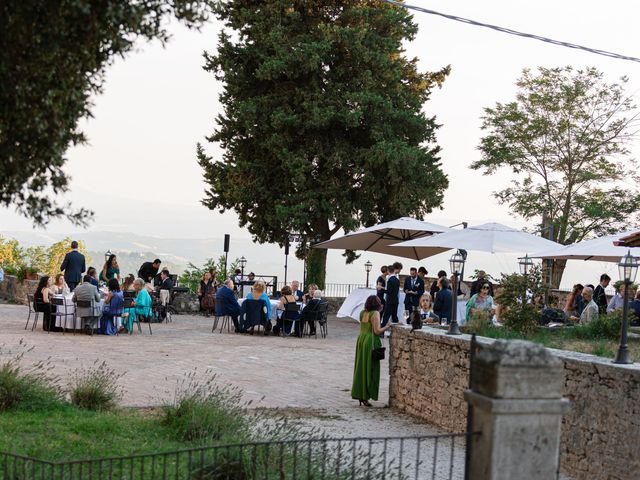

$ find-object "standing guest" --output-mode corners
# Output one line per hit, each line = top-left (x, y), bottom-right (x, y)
(403, 267), (424, 313)
(122, 274), (135, 292)
(430, 270), (447, 297)
(60, 240), (85, 292)
(593, 274), (611, 315)
(157, 269), (174, 321)
(0, 264), (4, 282)
(564, 284), (583, 319)
(99, 278), (124, 335)
(351, 295), (391, 406)
(52, 274), (70, 295)
(198, 271), (216, 316)
(73, 275), (101, 332)
(245, 280), (271, 328)
(375, 266), (388, 307)
(470, 270), (494, 297)
(247, 272), (256, 283)
(291, 280), (304, 302)
(34, 276), (54, 331)
(137, 259), (161, 284)
(298, 290), (323, 336)
(433, 277), (453, 322)
(381, 262), (402, 327)
(570, 286), (598, 324)
(127, 278), (153, 330)
(607, 282), (626, 313)
(86, 267), (99, 287)
(417, 266), (428, 284)
(216, 279), (241, 331)
(233, 268), (243, 285)
(100, 254), (120, 283)
(629, 290), (640, 325)
(465, 283), (495, 320)
(276, 285), (300, 335)
(418, 293), (438, 322)
(303, 284), (318, 304)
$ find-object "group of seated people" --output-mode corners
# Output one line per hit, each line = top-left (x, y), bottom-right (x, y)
(214, 279), (326, 336)
(564, 274), (640, 325)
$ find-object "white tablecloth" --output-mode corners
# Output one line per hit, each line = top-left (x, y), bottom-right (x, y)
(337, 288), (407, 322)
(54, 294), (104, 330)
(238, 298), (281, 321)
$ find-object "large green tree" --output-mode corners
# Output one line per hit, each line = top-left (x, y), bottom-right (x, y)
(472, 66), (640, 287)
(198, 0), (449, 288)
(1, 1), (212, 226)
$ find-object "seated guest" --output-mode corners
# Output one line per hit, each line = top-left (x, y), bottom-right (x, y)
(303, 283), (318, 304)
(73, 275), (101, 332)
(291, 280), (304, 302)
(86, 267), (99, 287)
(138, 258), (161, 284)
(275, 285), (300, 335)
(52, 273), (70, 295)
(127, 278), (153, 330)
(470, 270), (494, 297)
(244, 281), (271, 331)
(99, 278), (124, 335)
(216, 279), (241, 331)
(298, 290), (323, 337)
(629, 290), (640, 326)
(607, 282), (626, 313)
(465, 283), (495, 321)
(430, 270), (447, 297)
(122, 274), (135, 292)
(418, 293), (438, 322)
(433, 277), (453, 322)
(564, 284), (583, 319)
(34, 275), (55, 331)
(569, 286), (598, 324)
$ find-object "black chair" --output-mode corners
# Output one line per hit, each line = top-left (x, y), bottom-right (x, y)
(75, 299), (97, 335)
(123, 291), (136, 299)
(50, 297), (74, 335)
(213, 297), (232, 333)
(303, 301), (329, 338)
(24, 294), (38, 330)
(281, 302), (300, 336)
(240, 299), (269, 335)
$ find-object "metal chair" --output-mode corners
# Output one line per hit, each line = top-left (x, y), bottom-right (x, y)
(303, 301), (329, 338)
(213, 297), (232, 333)
(24, 294), (38, 330)
(124, 297), (153, 335)
(281, 302), (300, 336)
(240, 299), (269, 335)
(75, 299), (97, 335)
(50, 297), (74, 335)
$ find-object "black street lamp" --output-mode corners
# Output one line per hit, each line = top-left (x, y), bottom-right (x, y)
(239, 255), (247, 281)
(364, 261), (372, 288)
(518, 254), (534, 304)
(614, 251), (638, 365)
(448, 250), (465, 335)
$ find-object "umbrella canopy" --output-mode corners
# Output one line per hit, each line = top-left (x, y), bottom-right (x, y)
(391, 222), (559, 259)
(614, 231), (640, 248)
(313, 217), (450, 260)
(531, 230), (638, 263)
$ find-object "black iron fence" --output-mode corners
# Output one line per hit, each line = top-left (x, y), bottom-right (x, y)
(0, 433), (475, 480)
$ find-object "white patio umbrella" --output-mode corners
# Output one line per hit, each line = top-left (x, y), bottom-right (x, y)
(614, 230), (640, 248)
(531, 230), (639, 263)
(313, 217), (450, 260)
(391, 222), (558, 259)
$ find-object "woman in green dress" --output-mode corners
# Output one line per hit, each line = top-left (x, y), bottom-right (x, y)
(100, 254), (120, 283)
(351, 295), (391, 406)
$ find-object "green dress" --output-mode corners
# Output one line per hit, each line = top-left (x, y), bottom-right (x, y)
(351, 310), (382, 401)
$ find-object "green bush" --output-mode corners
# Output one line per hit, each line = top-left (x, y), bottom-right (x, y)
(68, 361), (123, 411)
(495, 266), (547, 334)
(573, 311), (623, 341)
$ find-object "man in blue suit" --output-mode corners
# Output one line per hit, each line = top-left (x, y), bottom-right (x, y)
(216, 279), (241, 331)
(60, 240), (86, 292)
(403, 267), (425, 313)
(433, 277), (453, 323)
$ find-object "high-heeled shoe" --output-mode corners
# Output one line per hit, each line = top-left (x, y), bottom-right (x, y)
(358, 399), (372, 407)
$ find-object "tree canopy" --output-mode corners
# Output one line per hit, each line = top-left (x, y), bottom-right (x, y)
(198, 0), (450, 287)
(1, 1), (212, 226)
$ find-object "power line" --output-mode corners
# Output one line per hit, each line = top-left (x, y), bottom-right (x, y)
(380, 0), (640, 64)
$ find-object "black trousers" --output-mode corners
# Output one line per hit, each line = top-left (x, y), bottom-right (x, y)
(68, 282), (79, 292)
(382, 302), (398, 327)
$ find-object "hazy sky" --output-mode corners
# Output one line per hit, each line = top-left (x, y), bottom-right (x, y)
(2, 1), (639, 286)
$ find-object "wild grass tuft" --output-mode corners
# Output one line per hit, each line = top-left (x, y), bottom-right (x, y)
(68, 360), (123, 411)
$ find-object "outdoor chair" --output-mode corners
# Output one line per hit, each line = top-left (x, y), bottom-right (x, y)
(24, 293), (38, 330)
(303, 301), (329, 338)
(213, 297), (232, 333)
(281, 302), (300, 336)
(240, 299), (268, 335)
(50, 297), (74, 335)
(75, 299), (98, 335)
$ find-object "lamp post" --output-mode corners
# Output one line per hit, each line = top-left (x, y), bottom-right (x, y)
(613, 251), (638, 365)
(104, 249), (112, 264)
(448, 250), (465, 335)
(239, 256), (247, 296)
(518, 254), (533, 305)
(365, 261), (372, 288)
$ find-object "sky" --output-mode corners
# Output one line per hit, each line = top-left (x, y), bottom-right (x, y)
(2, 0), (640, 287)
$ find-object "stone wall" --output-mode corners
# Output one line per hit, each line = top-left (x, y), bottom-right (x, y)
(389, 325), (640, 480)
(0, 276), (38, 305)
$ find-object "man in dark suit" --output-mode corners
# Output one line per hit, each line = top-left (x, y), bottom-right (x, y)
(138, 259), (161, 284)
(430, 270), (448, 298)
(470, 270), (494, 297)
(433, 277), (453, 322)
(382, 261), (402, 327)
(216, 279), (241, 331)
(403, 267), (425, 313)
(593, 273), (611, 315)
(60, 240), (85, 292)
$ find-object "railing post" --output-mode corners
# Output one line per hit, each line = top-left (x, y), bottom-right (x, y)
(464, 340), (569, 480)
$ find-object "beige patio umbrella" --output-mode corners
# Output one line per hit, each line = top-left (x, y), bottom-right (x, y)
(313, 217), (450, 260)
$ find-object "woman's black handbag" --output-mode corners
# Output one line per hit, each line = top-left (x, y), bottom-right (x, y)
(371, 332), (385, 361)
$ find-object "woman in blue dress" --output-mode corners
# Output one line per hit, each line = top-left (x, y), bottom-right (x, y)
(99, 278), (124, 335)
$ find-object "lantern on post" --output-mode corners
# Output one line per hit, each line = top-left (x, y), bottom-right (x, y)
(613, 251), (639, 364)
(364, 261), (373, 288)
(447, 250), (465, 335)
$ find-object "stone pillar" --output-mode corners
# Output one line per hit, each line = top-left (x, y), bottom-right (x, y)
(465, 340), (569, 480)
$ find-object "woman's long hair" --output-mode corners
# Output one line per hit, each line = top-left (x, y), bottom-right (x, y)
(104, 254), (117, 270)
(36, 276), (50, 295)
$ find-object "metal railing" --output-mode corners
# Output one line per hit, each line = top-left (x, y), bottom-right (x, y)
(0, 433), (476, 480)
(275, 282), (367, 298)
